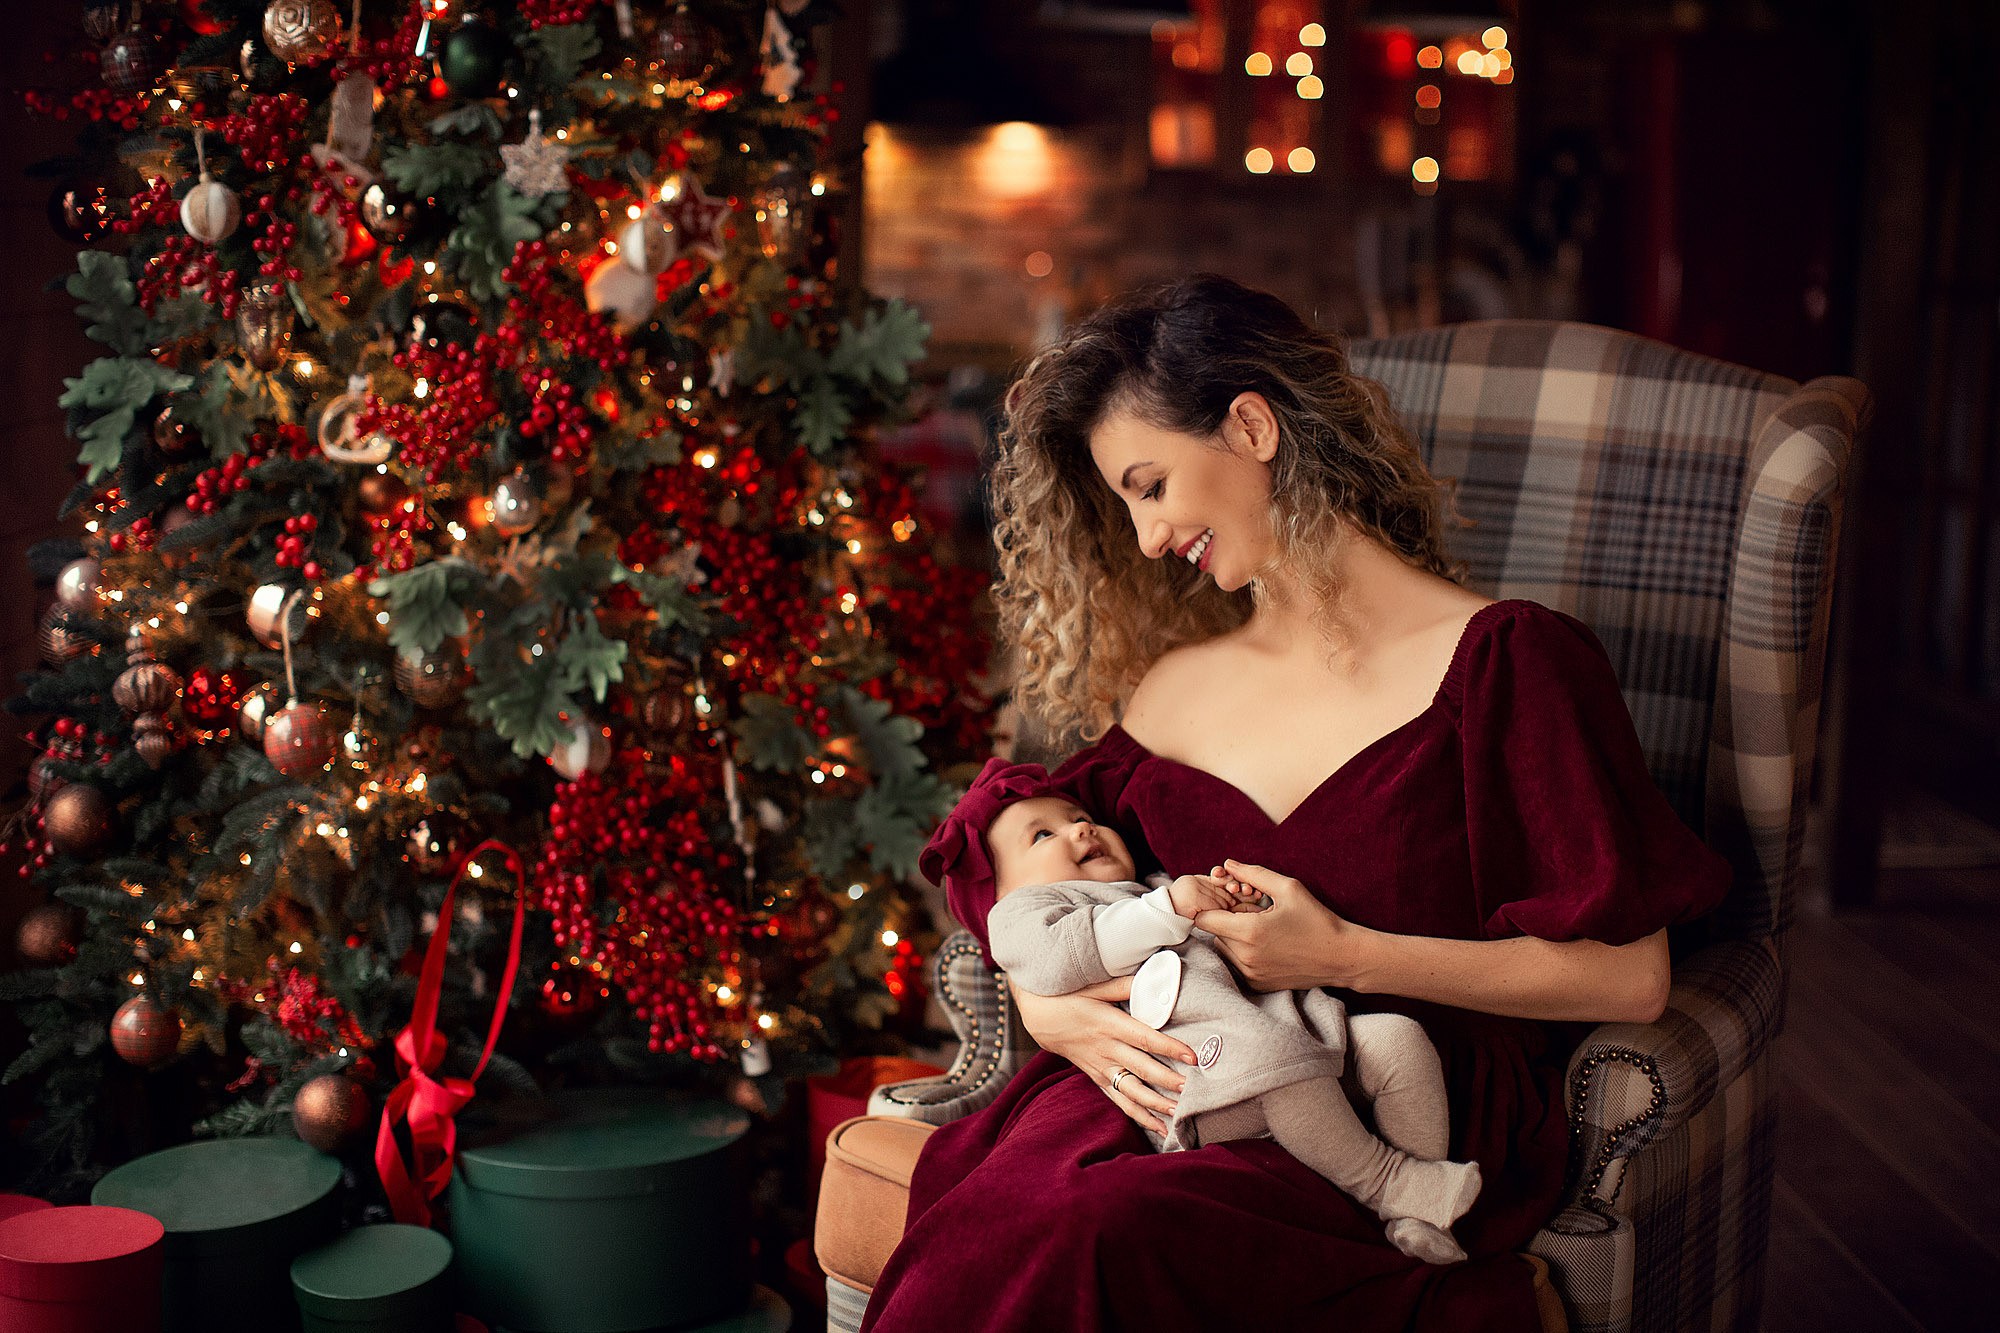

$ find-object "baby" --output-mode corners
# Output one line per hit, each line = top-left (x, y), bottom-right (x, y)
(920, 758), (1482, 1264)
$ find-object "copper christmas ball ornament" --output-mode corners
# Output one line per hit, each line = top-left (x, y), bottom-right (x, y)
(264, 700), (338, 778)
(393, 649), (469, 710)
(236, 280), (294, 371)
(262, 0), (341, 63)
(237, 680), (282, 744)
(38, 605), (89, 667)
(15, 903), (82, 966)
(641, 685), (689, 736)
(180, 171), (241, 244)
(153, 401), (200, 456)
(111, 995), (183, 1068)
(356, 469), (413, 515)
(247, 582), (310, 650)
(43, 783), (114, 858)
(56, 558), (103, 615)
(490, 470), (543, 536)
(114, 642), (182, 718)
(100, 27), (165, 94)
(292, 1073), (371, 1153)
(133, 718), (175, 769)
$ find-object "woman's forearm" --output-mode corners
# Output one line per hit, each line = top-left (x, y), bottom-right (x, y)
(1344, 925), (1672, 1025)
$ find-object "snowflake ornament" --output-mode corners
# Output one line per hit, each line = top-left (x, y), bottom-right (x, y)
(761, 4), (802, 102)
(708, 346), (735, 398)
(501, 110), (570, 198)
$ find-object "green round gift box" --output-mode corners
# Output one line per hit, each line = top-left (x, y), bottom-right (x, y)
(448, 1091), (755, 1333)
(91, 1136), (342, 1333)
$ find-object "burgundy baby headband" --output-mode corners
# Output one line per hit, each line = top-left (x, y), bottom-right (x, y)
(919, 757), (1057, 964)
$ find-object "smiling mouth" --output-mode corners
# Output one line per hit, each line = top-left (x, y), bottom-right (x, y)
(1184, 529), (1213, 570)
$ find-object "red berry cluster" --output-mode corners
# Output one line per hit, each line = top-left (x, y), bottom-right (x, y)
(360, 494), (430, 580)
(535, 749), (742, 1058)
(333, 5), (431, 89)
(23, 85), (148, 129)
(181, 666), (247, 727)
(220, 94), (312, 177)
(520, 0), (597, 29)
(7, 720), (111, 877)
(272, 965), (374, 1055)
(107, 514), (156, 555)
(498, 241), (634, 466)
(186, 451), (260, 514)
(137, 233), (243, 316)
(247, 199), (303, 282)
(112, 176), (181, 235)
(274, 512), (323, 580)
(357, 341), (501, 485)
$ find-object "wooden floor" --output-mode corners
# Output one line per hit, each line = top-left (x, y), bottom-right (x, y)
(1763, 866), (2000, 1333)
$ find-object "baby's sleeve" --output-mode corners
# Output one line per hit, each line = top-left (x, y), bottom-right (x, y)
(987, 884), (1190, 995)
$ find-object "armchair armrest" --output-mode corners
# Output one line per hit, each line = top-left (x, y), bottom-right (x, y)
(867, 930), (1037, 1125)
(1562, 936), (1784, 1206)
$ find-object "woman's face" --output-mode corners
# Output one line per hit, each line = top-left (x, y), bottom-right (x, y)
(1087, 394), (1279, 594)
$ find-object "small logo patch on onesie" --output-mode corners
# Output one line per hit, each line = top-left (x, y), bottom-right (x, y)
(1196, 1034), (1222, 1070)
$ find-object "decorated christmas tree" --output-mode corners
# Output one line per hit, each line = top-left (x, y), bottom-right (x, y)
(4, 0), (990, 1199)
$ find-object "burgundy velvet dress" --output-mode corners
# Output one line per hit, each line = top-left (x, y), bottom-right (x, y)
(862, 600), (1732, 1333)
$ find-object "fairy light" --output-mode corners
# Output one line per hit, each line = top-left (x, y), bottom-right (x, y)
(881, 929), (899, 947)
(182, 928), (195, 941)
(717, 985), (734, 1002)
(756, 1013), (775, 1030)
(845, 539), (862, 555)
(288, 940), (303, 954)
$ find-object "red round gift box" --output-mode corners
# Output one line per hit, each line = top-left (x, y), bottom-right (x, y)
(0, 1194), (54, 1224)
(0, 1204), (166, 1333)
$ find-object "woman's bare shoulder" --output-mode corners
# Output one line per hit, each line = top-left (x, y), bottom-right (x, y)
(1123, 632), (1249, 738)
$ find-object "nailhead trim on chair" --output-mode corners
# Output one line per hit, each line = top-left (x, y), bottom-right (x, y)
(1568, 1046), (1668, 1204)
(870, 932), (1023, 1118)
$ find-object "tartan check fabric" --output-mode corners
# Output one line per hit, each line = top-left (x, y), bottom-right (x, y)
(868, 933), (1038, 1125)
(841, 322), (1863, 1333)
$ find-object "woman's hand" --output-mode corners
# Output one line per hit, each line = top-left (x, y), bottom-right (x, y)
(1194, 859), (1375, 991)
(1013, 975), (1197, 1135)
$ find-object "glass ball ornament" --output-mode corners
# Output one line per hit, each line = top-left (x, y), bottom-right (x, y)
(360, 182), (418, 243)
(247, 582), (313, 650)
(111, 995), (183, 1068)
(237, 680), (282, 744)
(357, 469), (413, 515)
(549, 717), (611, 780)
(263, 699), (338, 778)
(394, 649), (469, 709)
(440, 14), (510, 98)
(100, 27), (165, 94)
(49, 178), (115, 244)
(318, 376), (394, 465)
(237, 280), (294, 371)
(38, 606), (89, 666)
(490, 470), (543, 536)
(15, 903), (82, 966)
(180, 171), (241, 244)
(654, 4), (712, 83)
(56, 558), (103, 614)
(262, 0), (341, 64)
(338, 712), (379, 773)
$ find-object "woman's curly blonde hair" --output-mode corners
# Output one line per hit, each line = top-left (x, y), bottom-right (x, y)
(991, 273), (1460, 741)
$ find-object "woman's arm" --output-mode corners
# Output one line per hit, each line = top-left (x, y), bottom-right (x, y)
(1197, 860), (1671, 1025)
(1012, 977), (1199, 1134)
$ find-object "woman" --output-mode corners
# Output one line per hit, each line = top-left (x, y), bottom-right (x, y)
(861, 275), (1729, 1332)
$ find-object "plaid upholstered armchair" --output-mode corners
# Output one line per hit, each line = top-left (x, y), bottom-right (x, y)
(815, 321), (1867, 1333)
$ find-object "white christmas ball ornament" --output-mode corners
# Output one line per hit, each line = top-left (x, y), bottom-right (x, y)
(584, 258), (658, 333)
(549, 718), (612, 780)
(181, 172), (241, 244)
(619, 212), (677, 275)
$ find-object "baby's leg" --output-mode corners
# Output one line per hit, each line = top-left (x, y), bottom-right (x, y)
(1261, 1076), (1480, 1264)
(1346, 1011), (1450, 1161)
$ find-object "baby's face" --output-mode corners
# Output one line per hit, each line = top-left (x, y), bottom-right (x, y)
(988, 796), (1136, 898)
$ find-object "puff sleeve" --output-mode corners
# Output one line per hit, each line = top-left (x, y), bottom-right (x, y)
(1045, 727), (1158, 874)
(1453, 605), (1731, 945)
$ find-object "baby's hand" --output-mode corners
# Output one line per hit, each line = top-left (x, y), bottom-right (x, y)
(1167, 873), (1250, 918)
(1209, 865), (1271, 911)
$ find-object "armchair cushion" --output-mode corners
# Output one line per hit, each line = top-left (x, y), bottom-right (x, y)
(814, 1116), (936, 1293)
(1562, 936), (1783, 1205)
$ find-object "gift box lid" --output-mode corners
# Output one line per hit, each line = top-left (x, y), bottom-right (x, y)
(454, 1090), (748, 1201)
(292, 1224), (454, 1322)
(91, 1137), (341, 1259)
(0, 1204), (164, 1303)
(0, 1194), (53, 1224)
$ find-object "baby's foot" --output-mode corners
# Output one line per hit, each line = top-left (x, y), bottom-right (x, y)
(1378, 1157), (1482, 1231)
(1385, 1217), (1468, 1265)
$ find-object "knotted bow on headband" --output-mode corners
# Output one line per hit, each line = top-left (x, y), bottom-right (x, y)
(919, 758), (1058, 965)
(374, 839), (526, 1228)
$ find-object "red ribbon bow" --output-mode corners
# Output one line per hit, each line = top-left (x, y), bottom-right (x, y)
(374, 839), (527, 1228)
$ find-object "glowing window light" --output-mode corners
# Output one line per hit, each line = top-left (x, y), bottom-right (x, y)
(1483, 26), (1508, 50)
(1300, 23), (1326, 46)
(1480, 51), (1502, 78)
(1245, 146), (1275, 174)
(1416, 85), (1441, 108)
(1245, 51), (1273, 76)
(1456, 49), (1482, 75)
(1297, 74), (1323, 99)
(1024, 250), (1054, 277)
(1285, 51), (1312, 76)
(1412, 157), (1440, 183)
(1288, 147), (1317, 173)
(1418, 45), (1443, 68)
